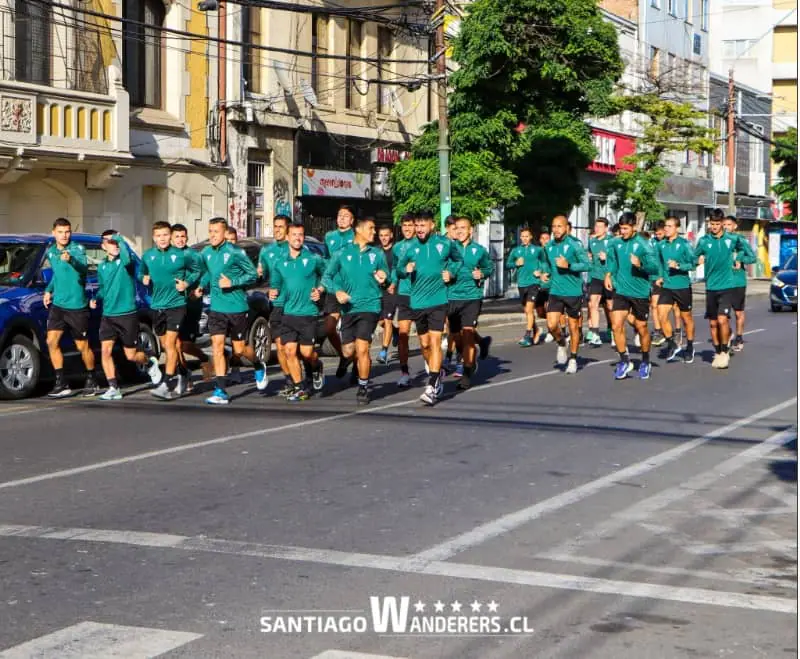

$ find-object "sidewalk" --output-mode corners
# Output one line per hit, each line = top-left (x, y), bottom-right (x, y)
(479, 278), (772, 326)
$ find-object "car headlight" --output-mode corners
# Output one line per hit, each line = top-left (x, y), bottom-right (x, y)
(771, 276), (786, 288)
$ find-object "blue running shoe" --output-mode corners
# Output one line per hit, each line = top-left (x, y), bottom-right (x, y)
(206, 387), (230, 405)
(254, 363), (268, 391)
(639, 361), (652, 380)
(518, 335), (533, 347)
(614, 361), (634, 380)
(377, 348), (389, 364)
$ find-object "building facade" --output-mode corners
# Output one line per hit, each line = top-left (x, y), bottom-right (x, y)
(225, 4), (433, 239)
(0, 0), (228, 251)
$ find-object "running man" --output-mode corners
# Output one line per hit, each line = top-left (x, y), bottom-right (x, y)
(723, 215), (753, 352)
(506, 226), (546, 346)
(257, 215), (292, 395)
(376, 224), (397, 365)
(171, 223), (212, 392)
(605, 212), (660, 380)
(43, 218), (97, 398)
(196, 218), (264, 404)
(537, 228), (553, 342)
(540, 215), (590, 374)
(393, 213), (417, 387)
(654, 216), (696, 363)
(324, 205), (356, 377)
(225, 227), (239, 243)
(269, 223), (326, 402)
(140, 221), (201, 400)
(694, 209), (756, 369)
(322, 217), (389, 403)
(396, 211), (463, 405)
(447, 217), (494, 390)
(649, 220), (667, 346)
(92, 230), (162, 400)
(586, 217), (613, 346)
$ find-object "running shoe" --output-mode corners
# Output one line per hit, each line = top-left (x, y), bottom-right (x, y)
(420, 384), (437, 406)
(287, 387), (309, 402)
(151, 382), (176, 400)
(651, 332), (666, 347)
(99, 387), (122, 401)
(453, 362), (464, 379)
(457, 371), (472, 390)
(666, 345), (683, 362)
(435, 370), (445, 398)
(174, 374), (187, 396)
(206, 387), (230, 405)
(312, 364), (325, 391)
(614, 360), (634, 380)
(544, 332), (554, 344)
(518, 335), (533, 347)
(397, 373), (411, 388)
(356, 385), (370, 405)
(732, 337), (744, 352)
(565, 358), (578, 375)
(639, 361), (652, 380)
(147, 357), (163, 385)
(683, 347), (695, 364)
(254, 363), (269, 391)
(48, 381), (72, 398)
(377, 348), (389, 364)
(83, 375), (101, 397)
(556, 344), (568, 365)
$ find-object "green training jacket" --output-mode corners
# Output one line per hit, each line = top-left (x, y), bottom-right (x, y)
(140, 245), (201, 310)
(506, 244), (546, 288)
(322, 242), (389, 314)
(693, 231), (756, 291)
(396, 234), (462, 309)
(656, 236), (695, 290)
(198, 241), (258, 314)
(96, 235), (137, 316)
(45, 241), (88, 310)
(607, 233), (660, 299)
(541, 235), (590, 298)
(270, 247), (326, 317)
(448, 240), (494, 301)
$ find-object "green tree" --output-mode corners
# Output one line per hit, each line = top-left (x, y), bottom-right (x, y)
(772, 127), (797, 221)
(390, 0), (624, 223)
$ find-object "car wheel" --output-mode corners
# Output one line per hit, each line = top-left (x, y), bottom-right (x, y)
(248, 315), (272, 364)
(770, 303), (782, 312)
(0, 335), (41, 400)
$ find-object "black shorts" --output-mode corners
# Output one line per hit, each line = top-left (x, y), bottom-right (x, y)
(153, 307), (186, 336)
(448, 300), (482, 333)
(323, 294), (341, 316)
(705, 289), (735, 319)
(279, 314), (317, 346)
(99, 313), (139, 348)
(396, 294), (414, 322)
(588, 278), (611, 300)
(534, 289), (550, 308)
(658, 287), (693, 312)
(414, 304), (448, 335)
(519, 285), (540, 307)
(179, 302), (202, 342)
(270, 306), (284, 338)
(340, 312), (379, 344)
(651, 282), (663, 297)
(207, 311), (248, 341)
(546, 295), (582, 319)
(730, 286), (746, 311)
(380, 294), (397, 321)
(612, 294), (650, 321)
(47, 306), (90, 339)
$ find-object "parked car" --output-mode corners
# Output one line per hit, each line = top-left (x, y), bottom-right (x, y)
(0, 234), (158, 399)
(770, 253), (798, 312)
(190, 236), (329, 361)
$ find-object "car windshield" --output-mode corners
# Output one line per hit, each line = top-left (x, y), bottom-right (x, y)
(0, 242), (41, 286)
(784, 254), (797, 271)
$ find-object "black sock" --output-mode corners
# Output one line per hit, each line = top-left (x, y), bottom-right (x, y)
(215, 376), (226, 390)
(619, 351), (629, 362)
(558, 337), (566, 347)
(524, 329), (532, 337)
(666, 337), (676, 351)
(721, 343), (729, 353)
(55, 368), (64, 383)
(642, 351), (650, 364)
(686, 340), (694, 351)
(570, 352), (577, 360)
(428, 372), (439, 387)
(166, 375), (176, 391)
(109, 378), (118, 389)
(401, 364), (409, 374)
(446, 350), (453, 360)
(715, 344), (722, 354)
(590, 326), (598, 334)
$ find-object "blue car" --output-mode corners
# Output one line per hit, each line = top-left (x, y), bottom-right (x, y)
(770, 253), (798, 312)
(0, 234), (157, 399)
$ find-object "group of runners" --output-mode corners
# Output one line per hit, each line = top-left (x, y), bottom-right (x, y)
(41, 204), (754, 406)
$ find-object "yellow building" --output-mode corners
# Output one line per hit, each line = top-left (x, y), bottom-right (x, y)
(0, 0), (227, 249)
(772, 0), (797, 184)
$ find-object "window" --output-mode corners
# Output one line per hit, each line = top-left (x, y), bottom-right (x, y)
(243, 8), (262, 94)
(684, 0), (691, 22)
(750, 125), (765, 173)
(376, 27), (392, 114)
(345, 20), (363, 109)
(15, 2), (50, 85)
(713, 114), (726, 165)
(700, 0), (708, 30)
(311, 15), (329, 103)
(722, 39), (757, 59)
(246, 161), (266, 237)
(651, 0), (661, 9)
(668, 0), (677, 16)
(123, 0), (165, 108)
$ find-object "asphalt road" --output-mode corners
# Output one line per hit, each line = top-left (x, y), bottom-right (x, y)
(0, 305), (796, 659)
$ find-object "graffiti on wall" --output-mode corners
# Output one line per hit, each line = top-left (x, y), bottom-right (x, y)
(228, 196), (246, 236)
(274, 177), (292, 218)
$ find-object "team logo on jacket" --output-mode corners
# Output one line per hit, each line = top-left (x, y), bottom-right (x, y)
(369, 253), (376, 264)
(725, 239), (732, 248)
(224, 253), (230, 264)
(150, 255), (156, 261)
(472, 247), (477, 255)
(347, 255), (352, 261)
(436, 244), (444, 255)
(302, 258), (308, 266)
(171, 254), (177, 263)
(633, 244), (639, 253)
(564, 245), (570, 253)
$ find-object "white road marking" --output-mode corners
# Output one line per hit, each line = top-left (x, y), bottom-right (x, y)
(0, 405), (57, 419)
(0, 621), (202, 658)
(742, 328), (766, 335)
(0, 361), (613, 491)
(311, 652), (410, 659)
(540, 428), (797, 559)
(682, 540), (797, 556)
(0, 524), (793, 615)
(408, 400), (797, 564)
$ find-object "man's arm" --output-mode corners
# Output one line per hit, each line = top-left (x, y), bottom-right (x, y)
(505, 247), (519, 271)
(229, 249), (258, 288)
(321, 252), (342, 293)
(184, 250), (202, 288)
(735, 235), (756, 265)
(115, 235), (132, 267)
(444, 240), (463, 280)
(68, 244), (89, 275)
(676, 241), (696, 272)
(478, 247), (494, 279)
(568, 241), (590, 273)
(639, 242), (661, 276)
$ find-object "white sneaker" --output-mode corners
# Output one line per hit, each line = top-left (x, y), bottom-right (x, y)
(420, 384), (437, 406)
(556, 345), (568, 365)
(254, 363), (269, 391)
(99, 387), (122, 401)
(151, 382), (175, 400)
(174, 374), (187, 396)
(565, 358), (578, 374)
(147, 357), (162, 385)
(544, 332), (554, 344)
(716, 351), (730, 369)
(397, 373), (411, 388)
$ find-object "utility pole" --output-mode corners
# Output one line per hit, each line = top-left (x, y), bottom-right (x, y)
(727, 68), (735, 215)
(435, 0), (451, 231)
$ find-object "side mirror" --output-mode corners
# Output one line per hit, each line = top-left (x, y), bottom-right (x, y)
(37, 268), (53, 287)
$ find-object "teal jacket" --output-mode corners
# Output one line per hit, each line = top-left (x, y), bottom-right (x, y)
(448, 240), (494, 301)
(391, 239), (416, 295)
(587, 235), (613, 281)
(324, 228), (354, 257)
(656, 236), (695, 290)
(607, 234), (660, 299)
(322, 243), (389, 314)
(45, 241), (88, 310)
(694, 231), (756, 291)
(506, 244), (546, 288)
(396, 234), (462, 309)
(96, 235), (137, 316)
(140, 245), (201, 310)
(270, 247), (326, 317)
(258, 240), (290, 308)
(198, 241), (258, 314)
(541, 235), (590, 298)
(730, 233), (755, 288)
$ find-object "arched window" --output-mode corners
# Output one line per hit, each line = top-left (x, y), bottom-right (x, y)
(123, 0), (165, 108)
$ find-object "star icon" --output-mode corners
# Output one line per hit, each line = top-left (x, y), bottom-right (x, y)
(470, 600), (482, 612)
(434, 600), (445, 613)
(487, 600), (499, 613)
(451, 601), (462, 613)
(414, 600), (425, 613)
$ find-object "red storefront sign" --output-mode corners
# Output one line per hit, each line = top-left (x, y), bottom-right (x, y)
(586, 128), (636, 174)
(370, 147), (411, 164)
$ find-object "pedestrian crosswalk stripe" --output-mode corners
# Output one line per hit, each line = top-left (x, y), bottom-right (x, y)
(0, 622), (202, 659)
(311, 652), (410, 659)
